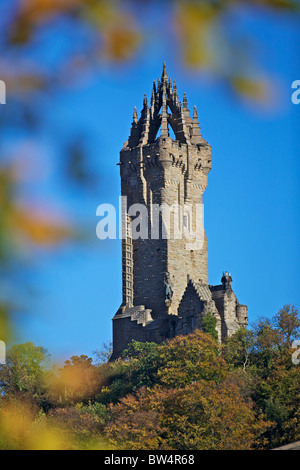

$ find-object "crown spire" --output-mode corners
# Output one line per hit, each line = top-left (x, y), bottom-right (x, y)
(125, 64), (206, 147)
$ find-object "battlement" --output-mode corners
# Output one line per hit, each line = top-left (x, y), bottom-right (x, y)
(120, 137), (211, 181)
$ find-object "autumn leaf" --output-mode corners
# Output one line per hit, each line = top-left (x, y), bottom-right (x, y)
(102, 25), (142, 61)
(230, 75), (267, 101)
(175, 1), (218, 68)
(8, 207), (73, 247)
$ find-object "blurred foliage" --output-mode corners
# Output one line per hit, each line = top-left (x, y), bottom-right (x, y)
(0, 397), (112, 449)
(46, 354), (107, 406)
(1, 0), (299, 99)
(0, 304), (13, 343)
(0, 159), (76, 342)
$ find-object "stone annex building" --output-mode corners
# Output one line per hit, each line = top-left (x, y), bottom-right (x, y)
(111, 64), (247, 360)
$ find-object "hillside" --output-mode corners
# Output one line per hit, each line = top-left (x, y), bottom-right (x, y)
(0, 305), (299, 450)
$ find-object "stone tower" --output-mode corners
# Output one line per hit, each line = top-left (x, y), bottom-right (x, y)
(111, 64), (247, 360)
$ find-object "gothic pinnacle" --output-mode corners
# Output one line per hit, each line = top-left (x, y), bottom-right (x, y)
(190, 104), (203, 144)
(173, 80), (179, 107)
(150, 87), (155, 117)
(162, 62), (168, 81)
(183, 92), (188, 109)
(157, 78), (161, 95)
(143, 93), (148, 108)
(152, 80), (156, 94)
(133, 106), (138, 123)
(151, 88), (155, 104)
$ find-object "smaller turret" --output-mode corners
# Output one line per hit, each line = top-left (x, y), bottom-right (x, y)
(221, 271), (233, 290)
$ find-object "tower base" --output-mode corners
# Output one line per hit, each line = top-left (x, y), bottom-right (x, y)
(111, 275), (247, 360)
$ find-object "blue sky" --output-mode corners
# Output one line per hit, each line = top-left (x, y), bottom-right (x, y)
(3, 4), (299, 363)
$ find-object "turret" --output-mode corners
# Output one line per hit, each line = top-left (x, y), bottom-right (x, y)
(221, 271), (233, 290)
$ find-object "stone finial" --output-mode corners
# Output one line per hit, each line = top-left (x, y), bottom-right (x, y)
(193, 105), (198, 120)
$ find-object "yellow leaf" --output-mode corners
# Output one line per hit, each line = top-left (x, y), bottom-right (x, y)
(231, 76), (267, 101)
(102, 25), (142, 61)
(9, 207), (74, 247)
(175, 1), (218, 67)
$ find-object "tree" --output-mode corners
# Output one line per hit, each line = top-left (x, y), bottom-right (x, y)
(273, 305), (300, 349)
(249, 306), (300, 374)
(96, 341), (161, 404)
(97, 331), (227, 403)
(121, 340), (161, 390)
(156, 330), (227, 388)
(106, 381), (272, 450)
(0, 342), (49, 399)
(202, 312), (218, 341)
(226, 305), (300, 448)
(47, 355), (105, 406)
(93, 343), (113, 365)
(223, 327), (255, 372)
